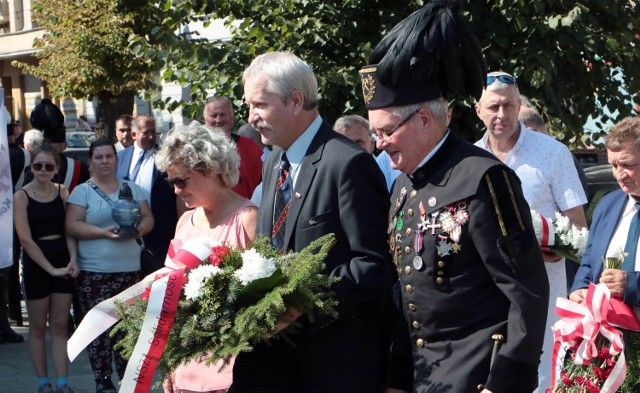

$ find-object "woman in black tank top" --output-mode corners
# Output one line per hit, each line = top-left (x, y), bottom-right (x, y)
(13, 143), (78, 393)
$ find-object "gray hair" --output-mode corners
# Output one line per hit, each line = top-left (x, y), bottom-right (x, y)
(24, 130), (44, 152)
(334, 115), (370, 134)
(519, 107), (546, 134)
(155, 121), (240, 188)
(606, 116), (640, 153)
(242, 52), (318, 110)
(391, 98), (449, 122)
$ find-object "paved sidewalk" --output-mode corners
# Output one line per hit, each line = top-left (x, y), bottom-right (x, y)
(0, 306), (163, 393)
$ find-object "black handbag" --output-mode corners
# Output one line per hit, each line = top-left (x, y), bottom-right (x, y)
(139, 241), (163, 276)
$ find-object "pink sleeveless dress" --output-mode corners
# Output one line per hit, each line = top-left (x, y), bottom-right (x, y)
(163, 199), (258, 393)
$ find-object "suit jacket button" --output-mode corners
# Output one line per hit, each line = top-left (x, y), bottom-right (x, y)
(416, 338), (425, 348)
(405, 228), (412, 236)
(407, 208), (414, 217)
(436, 277), (444, 285)
(437, 260), (446, 268)
(404, 246), (411, 255)
(408, 303), (417, 312)
(405, 284), (413, 294)
(412, 321), (421, 330)
(404, 265), (412, 275)
(410, 190), (418, 199)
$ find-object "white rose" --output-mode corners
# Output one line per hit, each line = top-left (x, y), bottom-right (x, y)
(234, 249), (277, 286)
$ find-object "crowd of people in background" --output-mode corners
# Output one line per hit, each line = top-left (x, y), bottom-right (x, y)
(2, 2), (640, 393)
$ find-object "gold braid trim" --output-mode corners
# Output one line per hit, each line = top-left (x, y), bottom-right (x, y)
(484, 174), (507, 236)
(502, 170), (526, 231)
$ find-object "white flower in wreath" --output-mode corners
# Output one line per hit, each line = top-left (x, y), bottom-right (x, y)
(554, 212), (571, 233)
(184, 265), (222, 301)
(234, 249), (277, 285)
(571, 226), (589, 257)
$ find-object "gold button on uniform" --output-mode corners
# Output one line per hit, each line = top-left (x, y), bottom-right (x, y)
(408, 303), (417, 312)
(412, 321), (421, 330)
(436, 277), (444, 285)
(437, 260), (445, 268)
(404, 265), (412, 275)
(437, 271), (444, 276)
(405, 228), (412, 236)
(410, 190), (418, 198)
(405, 284), (413, 294)
(416, 338), (425, 348)
(404, 246), (411, 255)
(407, 208), (414, 217)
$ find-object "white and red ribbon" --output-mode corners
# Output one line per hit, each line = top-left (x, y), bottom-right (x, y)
(68, 238), (211, 393)
(550, 283), (640, 392)
(531, 210), (554, 248)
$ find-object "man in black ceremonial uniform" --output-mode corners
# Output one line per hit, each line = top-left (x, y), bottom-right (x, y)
(361, 1), (549, 392)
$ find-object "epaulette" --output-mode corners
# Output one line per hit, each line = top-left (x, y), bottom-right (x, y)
(483, 166), (533, 274)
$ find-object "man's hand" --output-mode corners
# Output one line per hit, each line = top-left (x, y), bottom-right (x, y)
(599, 268), (627, 298)
(275, 307), (303, 333)
(542, 251), (563, 262)
(569, 288), (587, 303)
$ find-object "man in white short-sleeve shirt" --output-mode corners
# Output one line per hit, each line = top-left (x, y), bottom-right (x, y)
(474, 71), (587, 393)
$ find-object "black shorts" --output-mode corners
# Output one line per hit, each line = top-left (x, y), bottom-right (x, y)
(23, 237), (75, 300)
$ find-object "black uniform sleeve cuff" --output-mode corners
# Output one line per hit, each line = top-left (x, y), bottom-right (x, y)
(485, 354), (538, 393)
(386, 353), (413, 391)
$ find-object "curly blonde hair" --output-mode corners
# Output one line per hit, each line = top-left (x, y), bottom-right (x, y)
(155, 121), (240, 188)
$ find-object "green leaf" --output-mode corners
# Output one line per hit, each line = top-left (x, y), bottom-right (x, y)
(235, 268), (285, 308)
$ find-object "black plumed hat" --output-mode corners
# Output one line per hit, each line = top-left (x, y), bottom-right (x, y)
(30, 98), (66, 143)
(360, 0), (486, 109)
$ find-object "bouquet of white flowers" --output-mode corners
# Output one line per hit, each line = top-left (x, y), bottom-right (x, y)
(531, 210), (589, 262)
(112, 234), (338, 392)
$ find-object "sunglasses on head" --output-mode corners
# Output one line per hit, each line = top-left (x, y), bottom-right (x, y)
(486, 74), (517, 86)
(32, 162), (56, 172)
(164, 173), (192, 189)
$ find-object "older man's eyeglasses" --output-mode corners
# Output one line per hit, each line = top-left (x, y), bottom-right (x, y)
(486, 74), (517, 86)
(372, 109), (420, 143)
(165, 173), (192, 189)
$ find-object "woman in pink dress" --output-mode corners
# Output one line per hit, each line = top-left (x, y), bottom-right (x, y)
(155, 121), (258, 393)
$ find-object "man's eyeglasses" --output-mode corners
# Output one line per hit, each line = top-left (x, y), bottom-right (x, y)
(32, 163), (55, 172)
(165, 173), (192, 189)
(372, 109), (420, 143)
(486, 74), (517, 86)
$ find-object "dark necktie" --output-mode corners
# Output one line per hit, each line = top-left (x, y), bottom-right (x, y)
(130, 150), (146, 181)
(271, 153), (292, 251)
(622, 202), (640, 272)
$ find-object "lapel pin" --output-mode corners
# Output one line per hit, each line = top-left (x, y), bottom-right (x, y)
(295, 192), (301, 199)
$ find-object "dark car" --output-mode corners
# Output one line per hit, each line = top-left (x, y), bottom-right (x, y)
(584, 164), (617, 223)
(63, 131), (95, 165)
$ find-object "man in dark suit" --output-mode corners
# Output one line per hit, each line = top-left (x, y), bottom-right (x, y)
(362, 3), (549, 392)
(230, 51), (395, 393)
(571, 116), (640, 306)
(116, 115), (179, 270)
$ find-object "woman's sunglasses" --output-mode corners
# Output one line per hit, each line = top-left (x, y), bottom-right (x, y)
(32, 163), (56, 172)
(164, 173), (192, 189)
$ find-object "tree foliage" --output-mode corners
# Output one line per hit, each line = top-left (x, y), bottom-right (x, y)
(16, 0), (640, 147)
(13, 0), (158, 137)
(130, 0), (639, 147)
